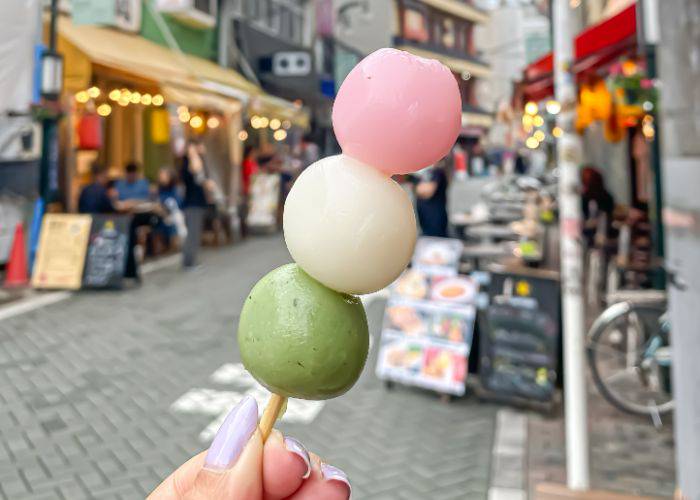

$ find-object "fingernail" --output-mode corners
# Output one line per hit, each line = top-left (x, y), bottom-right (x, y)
(204, 396), (258, 471)
(284, 437), (311, 479)
(321, 464), (351, 497)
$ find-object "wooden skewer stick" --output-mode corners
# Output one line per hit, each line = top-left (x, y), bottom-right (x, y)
(259, 393), (287, 442)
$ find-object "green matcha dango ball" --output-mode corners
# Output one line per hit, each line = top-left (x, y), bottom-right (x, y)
(238, 263), (369, 400)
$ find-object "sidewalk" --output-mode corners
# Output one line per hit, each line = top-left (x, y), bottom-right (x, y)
(526, 383), (676, 499)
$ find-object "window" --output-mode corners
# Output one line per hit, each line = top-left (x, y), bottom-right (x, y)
(194, 0), (212, 15)
(403, 7), (429, 42)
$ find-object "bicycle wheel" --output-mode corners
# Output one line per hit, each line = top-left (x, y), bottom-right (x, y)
(587, 302), (674, 417)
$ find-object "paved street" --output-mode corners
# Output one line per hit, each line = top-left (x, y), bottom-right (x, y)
(0, 236), (497, 500)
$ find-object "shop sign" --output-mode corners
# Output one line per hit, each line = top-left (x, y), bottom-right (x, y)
(71, 0), (142, 33)
(376, 268), (478, 396)
(32, 214), (92, 290)
(376, 238), (479, 396)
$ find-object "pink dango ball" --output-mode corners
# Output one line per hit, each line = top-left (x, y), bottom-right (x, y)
(332, 48), (462, 175)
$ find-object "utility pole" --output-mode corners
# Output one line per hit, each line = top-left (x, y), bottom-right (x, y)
(552, 0), (590, 491)
(39, 0), (62, 205)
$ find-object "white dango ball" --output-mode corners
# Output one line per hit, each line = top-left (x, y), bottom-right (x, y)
(283, 154), (417, 295)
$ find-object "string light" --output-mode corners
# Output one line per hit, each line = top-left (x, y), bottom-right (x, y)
(269, 118), (281, 130)
(258, 116), (270, 128)
(250, 115), (261, 128)
(130, 91), (141, 104)
(552, 126), (563, 138)
(238, 130), (249, 141)
(152, 94), (164, 106)
(109, 89), (121, 101)
(140, 93), (152, 105)
(526, 136), (539, 149)
(522, 114), (533, 127)
(75, 91), (89, 103)
(525, 101), (538, 115)
(179, 110), (191, 123)
(87, 86), (100, 98)
(97, 104), (112, 117)
(273, 129), (287, 141)
(545, 100), (561, 115)
(533, 130), (546, 142)
(118, 96), (130, 107)
(189, 115), (204, 129)
(282, 120), (292, 130)
(207, 116), (220, 129)
(533, 115), (545, 127)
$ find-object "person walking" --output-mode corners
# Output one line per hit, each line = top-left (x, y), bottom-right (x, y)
(414, 162), (449, 238)
(180, 140), (209, 268)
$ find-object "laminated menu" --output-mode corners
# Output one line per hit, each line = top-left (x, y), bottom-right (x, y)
(376, 268), (478, 396)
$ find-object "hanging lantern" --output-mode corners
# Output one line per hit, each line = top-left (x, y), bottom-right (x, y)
(77, 113), (103, 150)
(150, 108), (170, 144)
(590, 79), (612, 121)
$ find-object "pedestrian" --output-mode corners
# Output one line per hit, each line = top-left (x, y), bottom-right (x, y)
(414, 162), (449, 238)
(153, 167), (184, 252)
(78, 163), (117, 214)
(148, 396), (351, 500)
(468, 142), (488, 177)
(180, 139), (209, 268)
(115, 162), (150, 202)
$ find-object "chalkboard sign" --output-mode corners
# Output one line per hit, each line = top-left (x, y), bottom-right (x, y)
(82, 215), (130, 289)
(479, 268), (561, 403)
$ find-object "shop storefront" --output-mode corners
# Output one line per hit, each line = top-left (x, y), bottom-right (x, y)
(54, 16), (307, 213)
(518, 4), (650, 208)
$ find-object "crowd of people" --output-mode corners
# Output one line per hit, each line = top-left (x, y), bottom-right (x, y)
(75, 134), (561, 281)
(77, 139), (222, 280)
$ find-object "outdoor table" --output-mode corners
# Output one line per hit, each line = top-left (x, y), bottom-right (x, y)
(465, 223), (520, 243)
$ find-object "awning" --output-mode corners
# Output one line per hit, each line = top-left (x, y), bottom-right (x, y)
(520, 3), (637, 102)
(57, 16), (308, 126)
(395, 45), (491, 78)
(419, 0), (489, 24)
(161, 84), (243, 114)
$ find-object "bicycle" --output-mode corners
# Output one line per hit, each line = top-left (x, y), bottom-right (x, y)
(586, 292), (673, 424)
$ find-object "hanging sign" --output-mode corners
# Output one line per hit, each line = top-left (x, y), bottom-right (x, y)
(72, 0), (142, 32)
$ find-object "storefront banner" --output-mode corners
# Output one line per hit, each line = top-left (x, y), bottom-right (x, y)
(72, 0), (141, 32)
(0, 0), (40, 115)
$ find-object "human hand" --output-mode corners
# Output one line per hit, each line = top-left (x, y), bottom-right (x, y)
(148, 396), (351, 500)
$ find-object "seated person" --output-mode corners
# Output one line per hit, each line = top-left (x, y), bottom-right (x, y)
(78, 163), (116, 214)
(115, 162), (150, 203)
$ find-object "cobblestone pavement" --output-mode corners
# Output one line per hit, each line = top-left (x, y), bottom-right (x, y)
(526, 380), (676, 498)
(0, 236), (497, 500)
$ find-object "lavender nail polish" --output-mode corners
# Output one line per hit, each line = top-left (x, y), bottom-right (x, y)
(204, 396), (258, 471)
(284, 437), (311, 479)
(321, 464), (351, 497)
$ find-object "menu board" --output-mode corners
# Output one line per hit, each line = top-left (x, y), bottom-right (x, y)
(247, 173), (280, 228)
(376, 268), (478, 396)
(82, 215), (130, 289)
(479, 269), (561, 403)
(32, 214), (92, 289)
(411, 237), (463, 276)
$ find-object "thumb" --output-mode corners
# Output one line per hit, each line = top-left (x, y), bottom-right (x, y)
(189, 396), (264, 500)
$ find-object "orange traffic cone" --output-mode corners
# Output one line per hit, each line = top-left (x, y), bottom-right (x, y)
(4, 223), (28, 288)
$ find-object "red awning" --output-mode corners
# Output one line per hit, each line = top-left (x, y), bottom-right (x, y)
(520, 3), (638, 101)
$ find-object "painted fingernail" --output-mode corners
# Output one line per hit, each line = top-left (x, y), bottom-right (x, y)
(204, 396), (258, 471)
(321, 464), (351, 497)
(284, 437), (311, 479)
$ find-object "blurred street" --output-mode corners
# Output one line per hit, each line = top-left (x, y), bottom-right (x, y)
(0, 238), (497, 500)
(1, 0), (699, 498)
